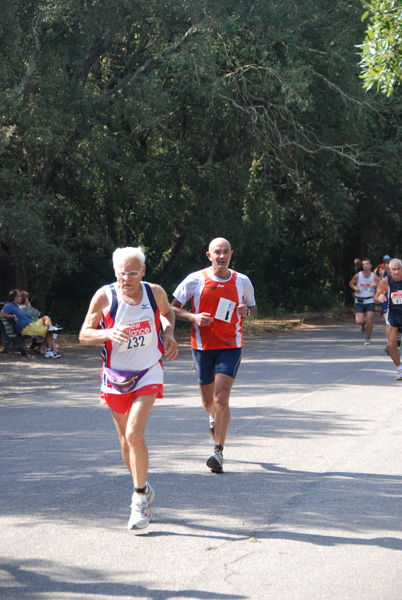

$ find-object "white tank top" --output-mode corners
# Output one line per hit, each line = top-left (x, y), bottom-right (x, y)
(356, 272), (375, 304)
(100, 282), (163, 393)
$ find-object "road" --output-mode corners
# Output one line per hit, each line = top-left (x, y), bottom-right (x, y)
(0, 316), (401, 599)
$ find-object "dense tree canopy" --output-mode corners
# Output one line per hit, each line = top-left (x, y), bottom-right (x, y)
(1, 0), (402, 329)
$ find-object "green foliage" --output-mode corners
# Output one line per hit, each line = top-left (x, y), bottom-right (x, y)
(1, 0), (402, 326)
(359, 0), (402, 96)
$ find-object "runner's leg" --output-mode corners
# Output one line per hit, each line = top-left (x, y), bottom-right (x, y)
(355, 311), (364, 327)
(111, 393), (156, 487)
(111, 411), (131, 472)
(386, 325), (401, 367)
(365, 309), (374, 339)
(125, 394), (156, 489)
(200, 374), (234, 447)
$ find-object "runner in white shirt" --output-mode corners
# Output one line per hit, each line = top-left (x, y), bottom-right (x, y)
(80, 246), (178, 531)
(349, 257), (380, 345)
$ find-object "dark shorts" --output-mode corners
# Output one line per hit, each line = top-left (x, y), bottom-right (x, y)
(355, 302), (375, 314)
(191, 348), (242, 386)
(381, 301), (388, 315)
(386, 311), (402, 332)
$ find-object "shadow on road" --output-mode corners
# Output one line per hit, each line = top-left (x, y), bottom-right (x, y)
(1, 398), (401, 549)
(0, 559), (246, 600)
(1, 320), (401, 600)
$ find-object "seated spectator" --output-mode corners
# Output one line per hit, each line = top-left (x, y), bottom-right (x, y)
(19, 290), (41, 321)
(2, 290), (63, 358)
(19, 290), (57, 352)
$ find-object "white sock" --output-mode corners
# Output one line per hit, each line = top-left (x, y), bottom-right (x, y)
(132, 492), (147, 504)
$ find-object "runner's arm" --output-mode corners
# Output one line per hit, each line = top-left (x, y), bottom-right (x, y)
(171, 298), (214, 327)
(79, 289), (130, 346)
(374, 278), (388, 303)
(238, 303), (258, 318)
(349, 273), (359, 292)
(150, 284), (178, 360)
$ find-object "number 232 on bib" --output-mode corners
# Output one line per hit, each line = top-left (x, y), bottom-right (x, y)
(117, 320), (153, 352)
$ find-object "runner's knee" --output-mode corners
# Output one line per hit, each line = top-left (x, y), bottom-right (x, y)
(202, 399), (213, 412)
(125, 426), (145, 448)
(120, 437), (130, 453)
(214, 390), (230, 410)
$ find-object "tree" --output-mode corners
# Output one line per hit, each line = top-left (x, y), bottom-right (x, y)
(2, 0), (402, 326)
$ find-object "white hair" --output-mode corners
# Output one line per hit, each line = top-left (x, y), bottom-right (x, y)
(112, 246), (146, 270)
(390, 258), (402, 268)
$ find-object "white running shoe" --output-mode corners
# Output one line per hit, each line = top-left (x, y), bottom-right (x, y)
(364, 339), (370, 346)
(127, 482), (154, 530)
(207, 450), (224, 473)
(396, 371), (402, 381)
(131, 482), (154, 507)
(127, 496), (151, 530)
(146, 481), (155, 505)
(44, 349), (61, 358)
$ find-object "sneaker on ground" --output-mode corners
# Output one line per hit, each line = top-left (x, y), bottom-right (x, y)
(207, 450), (224, 473)
(50, 349), (61, 358)
(396, 371), (402, 381)
(364, 339), (370, 345)
(127, 495), (151, 530)
(209, 416), (215, 440)
(48, 325), (63, 333)
(44, 349), (61, 358)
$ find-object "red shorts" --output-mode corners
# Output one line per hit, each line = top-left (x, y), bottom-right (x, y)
(100, 384), (163, 415)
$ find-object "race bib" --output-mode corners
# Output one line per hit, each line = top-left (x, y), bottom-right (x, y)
(391, 291), (402, 305)
(215, 297), (236, 322)
(116, 320), (153, 352)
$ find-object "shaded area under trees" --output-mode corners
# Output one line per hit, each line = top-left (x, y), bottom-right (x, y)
(1, 0), (402, 330)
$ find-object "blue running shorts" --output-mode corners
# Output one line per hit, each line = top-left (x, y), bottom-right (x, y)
(355, 302), (375, 314)
(386, 311), (402, 332)
(191, 347), (242, 386)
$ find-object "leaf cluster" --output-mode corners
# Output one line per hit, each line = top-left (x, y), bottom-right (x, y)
(359, 0), (402, 95)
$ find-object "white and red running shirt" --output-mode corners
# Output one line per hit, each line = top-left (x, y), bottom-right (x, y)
(173, 267), (256, 350)
(99, 281), (164, 393)
(355, 272), (376, 305)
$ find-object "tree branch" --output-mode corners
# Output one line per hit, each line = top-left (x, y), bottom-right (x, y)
(112, 25), (202, 96)
(77, 26), (119, 86)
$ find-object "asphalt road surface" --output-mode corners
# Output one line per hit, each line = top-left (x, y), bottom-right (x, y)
(0, 316), (401, 600)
